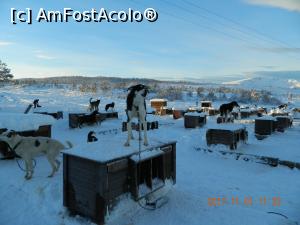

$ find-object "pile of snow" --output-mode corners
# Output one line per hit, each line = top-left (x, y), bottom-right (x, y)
(0, 113), (55, 131)
(207, 123), (246, 130)
(255, 115), (277, 121)
(288, 79), (300, 89)
(269, 108), (288, 115)
(172, 107), (186, 111)
(185, 112), (206, 117)
(150, 99), (168, 102)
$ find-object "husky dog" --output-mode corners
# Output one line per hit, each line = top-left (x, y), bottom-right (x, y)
(89, 98), (100, 112)
(278, 104), (288, 110)
(87, 131), (98, 142)
(0, 131), (72, 180)
(124, 84), (149, 147)
(105, 102), (115, 112)
(219, 101), (240, 118)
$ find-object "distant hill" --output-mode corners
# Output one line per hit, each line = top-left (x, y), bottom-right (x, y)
(221, 71), (300, 95)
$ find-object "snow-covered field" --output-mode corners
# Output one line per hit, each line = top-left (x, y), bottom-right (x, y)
(0, 85), (300, 225)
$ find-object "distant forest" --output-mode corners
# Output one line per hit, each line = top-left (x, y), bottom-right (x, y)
(5, 76), (282, 105)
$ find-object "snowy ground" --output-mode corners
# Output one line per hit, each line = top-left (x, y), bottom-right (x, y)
(0, 85), (300, 225)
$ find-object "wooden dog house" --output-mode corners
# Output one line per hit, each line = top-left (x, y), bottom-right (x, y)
(69, 112), (118, 128)
(150, 99), (169, 115)
(206, 124), (248, 150)
(255, 116), (277, 136)
(101, 112), (118, 119)
(184, 112), (206, 128)
(275, 116), (293, 130)
(173, 108), (186, 119)
(236, 108), (259, 119)
(34, 111), (63, 120)
(158, 107), (173, 116)
(208, 108), (219, 116)
(63, 140), (176, 225)
(150, 99), (167, 110)
(200, 101), (212, 108)
(240, 109), (251, 118)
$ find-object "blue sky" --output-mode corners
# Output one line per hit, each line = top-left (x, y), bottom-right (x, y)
(0, 0), (299, 80)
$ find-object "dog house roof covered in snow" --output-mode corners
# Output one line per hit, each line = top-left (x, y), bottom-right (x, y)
(150, 98), (168, 103)
(0, 113), (55, 131)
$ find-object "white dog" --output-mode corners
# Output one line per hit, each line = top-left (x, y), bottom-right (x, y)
(0, 131), (72, 180)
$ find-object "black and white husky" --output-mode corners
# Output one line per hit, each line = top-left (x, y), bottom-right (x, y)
(124, 84), (149, 147)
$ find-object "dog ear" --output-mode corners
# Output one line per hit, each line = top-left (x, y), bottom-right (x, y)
(127, 85), (135, 91)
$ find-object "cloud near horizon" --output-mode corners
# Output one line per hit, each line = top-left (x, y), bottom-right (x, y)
(34, 51), (56, 60)
(251, 47), (300, 53)
(245, 0), (300, 12)
(0, 41), (14, 46)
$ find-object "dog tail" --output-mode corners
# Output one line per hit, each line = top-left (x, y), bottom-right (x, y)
(65, 141), (73, 149)
(89, 97), (93, 103)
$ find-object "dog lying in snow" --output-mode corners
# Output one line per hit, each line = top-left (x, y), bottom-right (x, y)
(87, 131), (98, 142)
(0, 131), (73, 180)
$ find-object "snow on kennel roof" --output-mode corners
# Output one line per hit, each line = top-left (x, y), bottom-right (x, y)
(63, 135), (175, 163)
(240, 108), (252, 112)
(255, 115), (277, 121)
(184, 112), (206, 117)
(0, 113), (55, 131)
(150, 99), (167, 102)
(207, 123), (246, 131)
(270, 108), (288, 114)
(201, 101), (212, 103)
